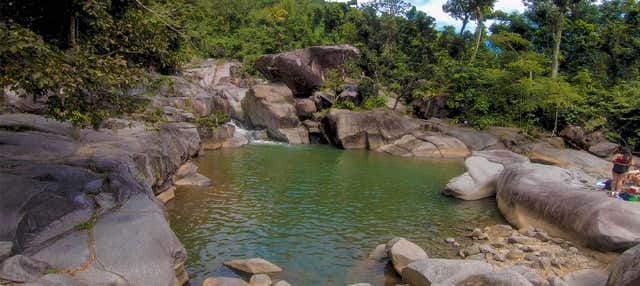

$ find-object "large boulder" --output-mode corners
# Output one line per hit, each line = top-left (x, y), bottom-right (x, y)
(255, 45), (360, 96)
(324, 109), (422, 150)
(401, 259), (497, 286)
(241, 83), (305, 143)
(443, 150), (529, 200)
(0, 113), (198, 285)
(386, 238), (428, 275)
(377, 133), (469, 158)
(607, 244), (640, 286)
(459, 269), (534, 286)
(496, 163), (640, 251)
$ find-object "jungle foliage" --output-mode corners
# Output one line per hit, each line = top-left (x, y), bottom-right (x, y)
(1, 0), (639, 149)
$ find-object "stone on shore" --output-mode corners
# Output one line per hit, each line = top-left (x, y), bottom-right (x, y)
(368, 244), (388, 261)
(203, 277), (251, 286)
(156, 187), (176, 203)
(223, 258), (283, 274)
(250, 274), (272, 286)
(606, 244), (640, 286)
(255, 45), (360, 96)
(386, 237), (428, 275)
(401, 258), (496, 286)
(378, 132), (470, 158)
(524, 143), (610, 178)
(273, 281), (292, 286)
(496, 163), (640, 251)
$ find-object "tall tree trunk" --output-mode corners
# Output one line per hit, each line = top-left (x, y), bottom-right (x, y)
(551, 17), (563, 78)
(459, 15), (469, 35)
(68, 14), (77, 49)
(470, 12), (483, 63)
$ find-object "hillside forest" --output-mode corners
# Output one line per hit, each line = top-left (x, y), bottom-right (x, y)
(1, 0), (639, 150)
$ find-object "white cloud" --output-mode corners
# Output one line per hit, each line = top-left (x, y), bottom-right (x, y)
(332, 0), (527, 31)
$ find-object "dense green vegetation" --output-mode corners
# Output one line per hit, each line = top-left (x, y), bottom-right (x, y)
(1, 0), (639, 149)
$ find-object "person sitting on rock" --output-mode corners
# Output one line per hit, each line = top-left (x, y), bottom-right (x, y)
(610, 147), (634, 196)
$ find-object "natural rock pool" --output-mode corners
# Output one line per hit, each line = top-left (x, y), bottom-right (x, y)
(168, 144), (506, 285)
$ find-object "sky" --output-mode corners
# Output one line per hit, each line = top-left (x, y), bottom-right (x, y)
(333, 0), (527, 31)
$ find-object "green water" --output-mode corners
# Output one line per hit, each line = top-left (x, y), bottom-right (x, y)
(168, 144), (505, 286)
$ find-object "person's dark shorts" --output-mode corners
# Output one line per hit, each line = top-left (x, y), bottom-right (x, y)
(613, 163), (629, 174)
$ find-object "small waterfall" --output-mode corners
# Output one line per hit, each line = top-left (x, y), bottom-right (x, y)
(228, 120), (284, 145)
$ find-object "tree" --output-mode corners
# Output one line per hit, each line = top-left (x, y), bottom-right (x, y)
(469, 0), (497, 62)
(361, 0), (412, 17)
(443, 0), (473, 34)
(525, 0), (585, 78)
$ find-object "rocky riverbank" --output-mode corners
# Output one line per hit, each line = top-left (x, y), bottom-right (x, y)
(2, 44), (639, 285)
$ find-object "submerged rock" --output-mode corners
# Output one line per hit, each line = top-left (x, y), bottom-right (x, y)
(223, 258), (283, 274)
(496, 163), (640, 251)
(386, 237), (429, 275)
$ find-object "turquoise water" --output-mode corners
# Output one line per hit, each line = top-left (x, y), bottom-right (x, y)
(167, 144), (505, 285)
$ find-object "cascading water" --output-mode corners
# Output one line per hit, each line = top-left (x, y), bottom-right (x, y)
(228, 120), (285, 145)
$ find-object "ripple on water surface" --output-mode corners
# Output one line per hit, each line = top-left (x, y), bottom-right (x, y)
(167, 144), (505, 286)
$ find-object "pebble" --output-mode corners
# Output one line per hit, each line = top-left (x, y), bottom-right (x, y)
(467, 253), (486, 261)
(444, 237), (455, 244)
(491, 241), (506, 248)
(452, 242), (461, 248)
(507, 249), (525, 260)
(568, 247), (579, 253)
(524, 253), (539, 261)
(494, 253), (506, 262)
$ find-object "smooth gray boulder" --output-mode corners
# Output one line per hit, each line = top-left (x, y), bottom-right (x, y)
(0, 255), (50, 283)
(401, 258), (496, 286)
(607, 244), (640, 286)
(497, 163), (640, 251)
(324, 109), (421, 150)
(386, 238), (428, 275)
(223, 258), (283, 274)
(562, 269), (608, 286)
(378, 133), (470, 158)
(174, 173), (213, 187)
(443, 156), (503, 200)
(255, 45), (360, 96)
(443, 150), (530, 200)
(505, 265), (550, 286)
(269, 127), (310, 144)
(203, 277), (251, 286)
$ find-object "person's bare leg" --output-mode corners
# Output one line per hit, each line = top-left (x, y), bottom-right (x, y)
(612, 173), (620, 194)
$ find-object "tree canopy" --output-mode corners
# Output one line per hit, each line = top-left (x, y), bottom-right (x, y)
(1, 0), (639, 150)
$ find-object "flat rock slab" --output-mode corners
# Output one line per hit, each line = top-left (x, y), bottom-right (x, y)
(401, 258), (497, 286)
(224, 258), (283, 274)
(497, 163), (640, 251)
(250, 274), (272, 286)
